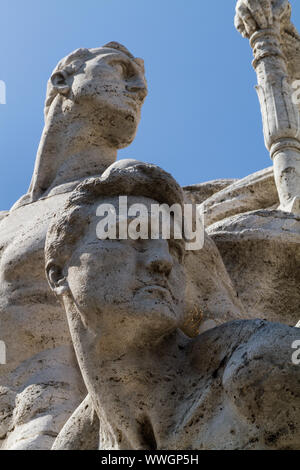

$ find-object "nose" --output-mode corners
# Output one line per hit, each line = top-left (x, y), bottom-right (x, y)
(126, 78), (148, 101)
(145, 242), (173, 277)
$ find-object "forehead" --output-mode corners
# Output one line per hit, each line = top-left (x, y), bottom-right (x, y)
(88, 50), (143, 70)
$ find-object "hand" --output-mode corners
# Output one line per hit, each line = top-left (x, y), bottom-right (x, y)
(235, 0), (291, 38)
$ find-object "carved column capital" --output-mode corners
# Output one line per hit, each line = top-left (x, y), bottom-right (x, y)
(250, 28), (285, 70)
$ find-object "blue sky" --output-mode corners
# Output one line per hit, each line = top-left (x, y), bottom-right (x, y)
(1, 0), (300, 210)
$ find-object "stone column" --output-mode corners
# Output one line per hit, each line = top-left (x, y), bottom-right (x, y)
(250, 26), (300, 214)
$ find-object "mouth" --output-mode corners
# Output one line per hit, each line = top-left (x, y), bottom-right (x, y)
(124, 94), (140, 110)
(133, 281), (181, 319)
(136, 282), (173, 301)
(141, 285), (169, 295)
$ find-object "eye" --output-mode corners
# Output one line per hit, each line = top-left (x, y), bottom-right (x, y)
(116, 61), (135, 79)
(111, 63), (124, 76)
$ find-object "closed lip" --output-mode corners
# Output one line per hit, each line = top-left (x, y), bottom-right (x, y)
(124, 94), (140, 108)
(138, 283), (172, 296)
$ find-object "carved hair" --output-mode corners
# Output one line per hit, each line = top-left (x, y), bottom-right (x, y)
(45, 162), (185, 271)
(44, 42), (144, 120)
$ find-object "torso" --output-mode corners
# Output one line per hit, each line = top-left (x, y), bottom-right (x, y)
(0, 192), (85, 449)
(94, 320), (299, 450)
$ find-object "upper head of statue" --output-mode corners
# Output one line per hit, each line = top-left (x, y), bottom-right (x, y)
(45, 42), (148, 149)
(45, 160), (201, 351)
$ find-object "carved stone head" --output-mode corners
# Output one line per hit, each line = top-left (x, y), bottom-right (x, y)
(45, 161), (191, 352)
(45, 42), (148, 149)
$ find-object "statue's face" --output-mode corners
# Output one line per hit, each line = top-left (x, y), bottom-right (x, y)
(64, 196), (185, 343)
(68, 51), (148, 148)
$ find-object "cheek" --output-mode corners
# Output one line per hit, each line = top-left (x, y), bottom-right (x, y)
(72, 71), (126, 101)
(171, 265), (186, 302)
(67, 248), (137, 308)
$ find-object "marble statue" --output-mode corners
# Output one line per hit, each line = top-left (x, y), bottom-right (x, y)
(45, 161), (299, 450)
(0, 41), (243, 449)
(0, 42), (148, 449)
(0, 0), (299, 451)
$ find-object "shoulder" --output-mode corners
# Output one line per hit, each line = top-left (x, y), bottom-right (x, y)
(0, 211), (9, 223)
(191, 319), (268, 361)
(190, 319), (269, 380)
(221, 321), (300, 448)
(222, 320), (300, 378)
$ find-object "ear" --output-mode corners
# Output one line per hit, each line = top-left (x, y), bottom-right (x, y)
(51, 70), (70, 96)
(46, 261), (69, 296)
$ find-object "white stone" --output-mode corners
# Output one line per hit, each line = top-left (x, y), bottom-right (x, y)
(45, 164), (300, 450)
(0, 0), (300, 450)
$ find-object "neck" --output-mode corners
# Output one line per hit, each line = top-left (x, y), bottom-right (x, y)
(28, 97), (117, 202)
(85, 329), (190, 450)
(64, 296), (192, 450)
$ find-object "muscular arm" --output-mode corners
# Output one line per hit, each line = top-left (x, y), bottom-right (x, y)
(223, 321), (300, 449)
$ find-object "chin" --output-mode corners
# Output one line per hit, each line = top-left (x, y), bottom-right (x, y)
(111, 128), (138, 149)
(101, 110), (138, 148)
(132, 297), (182, 330)
(117, 134), (136, 149)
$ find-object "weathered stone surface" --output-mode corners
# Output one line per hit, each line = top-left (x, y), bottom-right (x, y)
(0, 212), (8, 223)
(183, 179), (237, 205)
(235, 0), (300, 215)
(208, 209), (300, 326)
(0, 42), (148, 449)
(52, 395), (99, 451)
(53, 320), (300, 450)
(0, 346), (85, 450)
(0, 193), (73, 375)
(0, 42), (245, 450)
(184, 232), (245, 333)
(200, 167), (278, 227)
(1, 0), (300, 451)
(44, 163), (300, 449)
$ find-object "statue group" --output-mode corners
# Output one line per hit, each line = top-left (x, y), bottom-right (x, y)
(0, 0), (299, 450)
